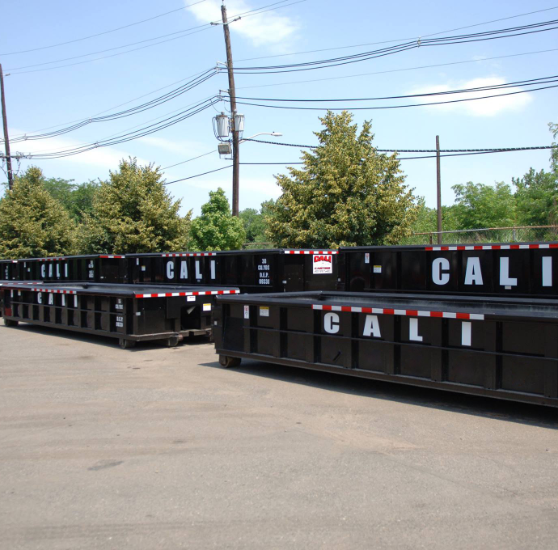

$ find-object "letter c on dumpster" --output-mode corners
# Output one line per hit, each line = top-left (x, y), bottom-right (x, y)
(324, 312), (340, 334)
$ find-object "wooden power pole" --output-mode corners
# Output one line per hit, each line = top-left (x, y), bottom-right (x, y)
(0, 64), (13, 190)
(221, 2), (240, 216)
(436, 135), (442, 245)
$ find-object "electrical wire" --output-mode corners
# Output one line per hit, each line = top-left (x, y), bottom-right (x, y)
(237, 5), (558, 62)
(162, 150), (216, 170)
(22, 97), (220, 159)
(165, 165), (233, 185)
(0, 1), (208, 56)
(8, 69), (216, 140)
(6, 0), (306, 76)
(242, 138), (558, 154)
(231, 19), (558, 74)
(232, 75), (558, 103)
(235, 82), (558, 111)
(6, 70), (218, 143)
(235, 48), (558, 90)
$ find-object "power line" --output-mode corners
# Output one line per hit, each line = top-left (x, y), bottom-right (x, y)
(236, 81), (558, 111)
(165, 165), (233, 185)
(242, 138), (558, 154)
(22, 97), (220, 159)
(162, 150), (216, 170)
(232, 75), (558, 103)
(235, 48), (558, 90)
(0, 1), (207, 56)
(8, 69), (216, 140)
(237, 5), (558, 62)
(232, 19), (558, 74)
(5, 70), (218, 143)
(6, 0), (305, 76)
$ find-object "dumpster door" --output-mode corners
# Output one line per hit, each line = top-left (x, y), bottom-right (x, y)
(284, 264), (304, 291)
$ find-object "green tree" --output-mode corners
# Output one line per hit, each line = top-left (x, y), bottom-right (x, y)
(42, 177), (99, 221)
(451, 181), (516, 229)
(239, 200), (274, 244)
(190, 188), (245, 251)
(0, 167), (77, 258)
(266, 111), (419, 248)
(79, 158), (190, 254)
(400, 199), (461, 244)
(513, 168), (558, 226)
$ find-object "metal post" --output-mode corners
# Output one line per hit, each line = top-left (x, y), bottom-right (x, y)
(0, 64), (13, 190)
(221, 2), (240, 216)
(436, 135), (442, 245)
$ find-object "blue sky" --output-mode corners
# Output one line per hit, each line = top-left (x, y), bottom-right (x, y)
(1, 0), (557, 216)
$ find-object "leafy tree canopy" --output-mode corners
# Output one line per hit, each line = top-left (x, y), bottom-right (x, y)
(0, 166), (77, 258)
(42, 177), (100, 221)
(451, 181), (517, 230)
(239, 200), (274, 244)
(266, 111), (419, 248)
(79, 158), (191, 254)
(190, 188), (246, 251)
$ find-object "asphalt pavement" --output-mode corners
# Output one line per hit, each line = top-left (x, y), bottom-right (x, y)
(1, 321), (558, 549)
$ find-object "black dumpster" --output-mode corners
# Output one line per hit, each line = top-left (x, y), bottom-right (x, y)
(0, 260), (19, 281)
(214, 290), (558, 407)
(340, 242), (558, 298)
(17, 255), (129, 283)
(1, 282), (239, 348)
(128, 249), (339, 293)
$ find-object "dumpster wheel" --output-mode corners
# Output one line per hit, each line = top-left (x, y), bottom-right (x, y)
(119, 338), (136, 350)
(3, 319), (19, 327)
(167, 335), (182, 348)
(219, 355), (241, 368)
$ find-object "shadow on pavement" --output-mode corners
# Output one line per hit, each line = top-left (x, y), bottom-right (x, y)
(201, 357), (558, 430)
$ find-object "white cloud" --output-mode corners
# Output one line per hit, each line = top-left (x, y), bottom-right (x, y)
(409, 77), (532, 117)
(9, 129), (149, 170)
(186, 0), (298, 47)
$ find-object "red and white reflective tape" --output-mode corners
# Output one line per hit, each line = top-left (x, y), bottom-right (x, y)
(161, 252), (216, 257)
(284, 250), (339, 255)
(38, 257), (65, 262)
(426, 243), (558, 251)
(100, 255), (125, 259)
(135, 289), (239, 299)
(3, 286), (77, 294)
(312, 304), (484, 320)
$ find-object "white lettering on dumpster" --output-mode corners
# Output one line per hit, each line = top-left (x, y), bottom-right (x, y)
(462, 322), (472, 347)
(41, 264), (46, 278)
(409, 318), (423, 342)
(211, 260), (216, 280)
(464, 257), (483, 286)
(195, 260), (202, 280)
(432, 257), (450, 286)
(48, 293), (54, 305)
(37, 292), (42, 304)
(500, 257), (517, 288)
(166, 260), (174, 280)
(362, 315), (381, 338)
(180, 260), (188, 280)
(324, 312), (340, 334)
(543, 256), (552, 287)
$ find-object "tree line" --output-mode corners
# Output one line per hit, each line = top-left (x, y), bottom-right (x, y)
(1, 114), (556, 258)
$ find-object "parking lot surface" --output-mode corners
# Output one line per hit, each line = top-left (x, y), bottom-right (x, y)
(1, 322), (558, 549)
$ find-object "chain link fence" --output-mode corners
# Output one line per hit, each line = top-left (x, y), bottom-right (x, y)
(406, 226), (558, 245)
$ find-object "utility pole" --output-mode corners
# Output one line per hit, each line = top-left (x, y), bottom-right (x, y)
(0, 64), (13, 190)
(221, 1), (240, 216)
(436, 135), (442, 245)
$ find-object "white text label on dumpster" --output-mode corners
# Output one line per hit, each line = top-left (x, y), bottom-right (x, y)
(313, 254), (333, 275)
